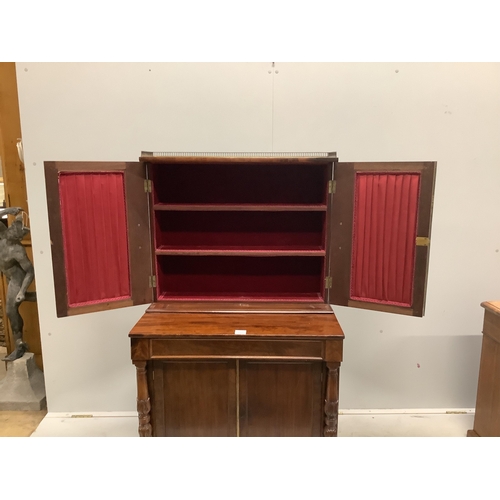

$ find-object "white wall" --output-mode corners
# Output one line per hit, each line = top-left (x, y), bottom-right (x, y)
(16, 62), (500, 412)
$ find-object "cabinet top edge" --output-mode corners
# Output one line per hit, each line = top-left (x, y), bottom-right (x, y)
(140, 152), (337, 163)
(481, 301), (500, 316)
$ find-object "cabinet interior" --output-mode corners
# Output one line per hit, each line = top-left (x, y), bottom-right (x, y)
(46, 156), (435, 318)
(150, 161), (330, 302)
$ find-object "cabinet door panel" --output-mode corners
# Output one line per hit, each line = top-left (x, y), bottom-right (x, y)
(152, 360), (237, 437)
(44, 161), (153, 317)
(329, 161), (436, 317)
(239, 361), (323, 437)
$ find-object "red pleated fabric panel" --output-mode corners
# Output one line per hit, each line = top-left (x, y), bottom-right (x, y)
(350, 172), (420, 307)
(59, 172), (131, 307)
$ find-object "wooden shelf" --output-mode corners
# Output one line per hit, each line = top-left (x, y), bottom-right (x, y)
(155, 246), (326, 257)
(153, 203), (327, 212)
(146, 301), (334, 314)
(149, 160), (331, 303)
(156, 292), (325, 302)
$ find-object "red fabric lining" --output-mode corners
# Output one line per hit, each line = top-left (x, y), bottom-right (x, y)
(154, 210), (326, 249)
(157, 255), (324, 298)
(350, 172), (421, 307)
(59, 172), (131, 307)
(152, 163), (328, 205)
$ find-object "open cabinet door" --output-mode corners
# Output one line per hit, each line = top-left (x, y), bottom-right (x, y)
(45, 162), (154, 317)
(329, 162), (436, 317)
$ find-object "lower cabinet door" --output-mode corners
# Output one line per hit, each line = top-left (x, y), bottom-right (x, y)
(239, 360), (324, 437)
(152, 360), (237, 437)
(151, 359), (324, 437)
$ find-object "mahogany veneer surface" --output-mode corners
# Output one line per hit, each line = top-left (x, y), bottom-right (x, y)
(130, 311), (344, 338)
(130, 309), (343, 437)
(146, 301), (334, 314)
(239, 360), (323, 437)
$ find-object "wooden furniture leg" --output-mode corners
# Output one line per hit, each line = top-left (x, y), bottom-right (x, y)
(324, 362), (340, 437)
(134, 360), (152, 437)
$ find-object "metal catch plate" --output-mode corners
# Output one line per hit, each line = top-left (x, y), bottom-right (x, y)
(416, 237), (430, 247)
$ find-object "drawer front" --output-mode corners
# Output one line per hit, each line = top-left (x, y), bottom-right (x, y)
(151, 338), (324, 360)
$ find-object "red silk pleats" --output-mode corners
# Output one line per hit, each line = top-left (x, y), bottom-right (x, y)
(59, 172), (131, 307)
(350, 172), (420, 307)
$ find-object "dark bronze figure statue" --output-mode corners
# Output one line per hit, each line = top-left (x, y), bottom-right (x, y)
(0, 207), (36, 361)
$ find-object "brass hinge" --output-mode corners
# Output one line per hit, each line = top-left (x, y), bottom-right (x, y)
(328, 180), (336, 194)
(149, 275), (157, 287)
(144, 179), (152, 193)
(416, 236), (430, 247)
(324, 276), (332, 289)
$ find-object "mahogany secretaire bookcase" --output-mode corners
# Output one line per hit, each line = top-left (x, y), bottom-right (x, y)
(44, 152), (436, 437)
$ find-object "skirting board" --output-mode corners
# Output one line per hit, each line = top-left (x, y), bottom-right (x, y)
(45, 411), (139, 418)
(44, 409), (474, 418)
(339, 408), (474, 415)
(32, 410), (475, 437)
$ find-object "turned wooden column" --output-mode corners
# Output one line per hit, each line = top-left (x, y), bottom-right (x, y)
(133, 360), (152, 437)
(324, 362), (340, 437)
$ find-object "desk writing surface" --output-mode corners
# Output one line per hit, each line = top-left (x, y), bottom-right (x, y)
(129, 311), (344, 339)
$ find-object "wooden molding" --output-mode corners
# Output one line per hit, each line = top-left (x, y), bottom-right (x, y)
(0, 63), (42, 367)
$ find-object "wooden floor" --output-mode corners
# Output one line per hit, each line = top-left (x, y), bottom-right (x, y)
(0, 346), (47, 437)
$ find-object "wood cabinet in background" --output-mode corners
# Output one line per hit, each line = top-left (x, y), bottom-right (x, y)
(468, 301), (500, 437)
(0, 63), (42, 368)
